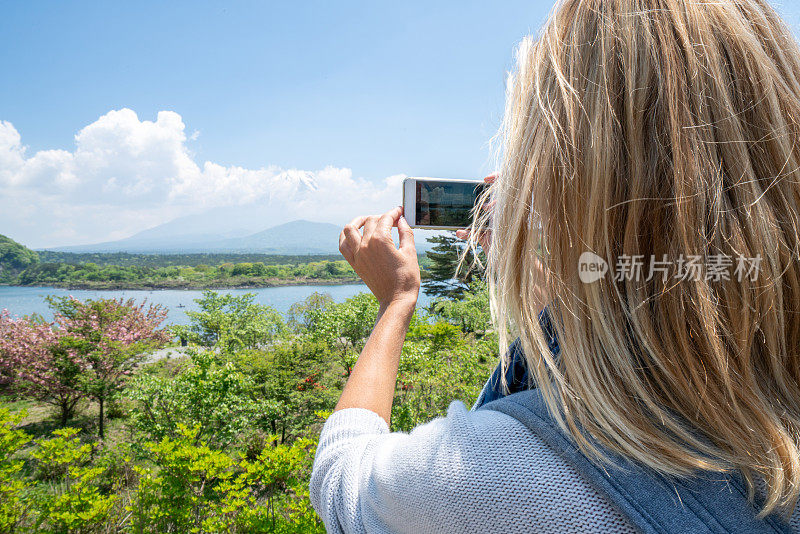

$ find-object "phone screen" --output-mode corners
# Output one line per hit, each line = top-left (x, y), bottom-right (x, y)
(415, 180), (486, 228)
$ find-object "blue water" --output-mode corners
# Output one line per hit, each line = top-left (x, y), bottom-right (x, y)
(0, 285), (433, 325)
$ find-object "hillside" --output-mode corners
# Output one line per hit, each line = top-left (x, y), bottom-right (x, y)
(0, 234), (39, 283)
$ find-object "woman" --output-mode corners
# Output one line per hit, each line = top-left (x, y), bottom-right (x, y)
(310, 0), (800, 531)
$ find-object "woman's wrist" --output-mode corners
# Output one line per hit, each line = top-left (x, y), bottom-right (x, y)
(378, 296), (417, 319)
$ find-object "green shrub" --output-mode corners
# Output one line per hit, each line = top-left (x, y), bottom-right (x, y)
(29, 428), (116, 533)
(128, 424), (322, 533)
(129, 350), (273, 448)
(0, 408), (32, 532)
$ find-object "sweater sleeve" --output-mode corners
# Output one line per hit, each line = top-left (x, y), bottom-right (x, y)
(309, 400), (638, 534)
(310, 401), (490, 533)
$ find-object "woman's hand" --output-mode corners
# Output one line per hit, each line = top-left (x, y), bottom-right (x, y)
(335, 206), (419, 423)
(339, 206), (421, 310)
(455, 174), (495, 251)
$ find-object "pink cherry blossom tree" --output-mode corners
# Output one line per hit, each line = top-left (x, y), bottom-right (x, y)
(0, 297), (169, 437)
(0, 310), (83, 426)
(48, 296), (170, 439)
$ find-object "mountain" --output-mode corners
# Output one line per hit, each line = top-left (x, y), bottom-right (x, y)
(212, 220), (342, 254)
(45, 217), (441, 255)
(48, 220), (344, 254)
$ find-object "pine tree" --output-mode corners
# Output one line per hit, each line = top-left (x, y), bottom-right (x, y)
(422, 233), (485, 299)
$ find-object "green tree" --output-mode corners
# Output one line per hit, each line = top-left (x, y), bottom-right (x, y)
(422, 233), (484, 299)
(172, 291), (285, 352)
(233, 339), (338, 445)
(130, 350), (273, 449)
(30, 428), (117, 533)
(0, 408), (32, 532)
(308, 294), (380, 376)
(286, 292), (334, 333)
(392, 327), (497, 431)
(232, 263), (254, 276)
(47, 297), (170, 439)
(128, 424), (322, 533)
(430, 280), (493, 333)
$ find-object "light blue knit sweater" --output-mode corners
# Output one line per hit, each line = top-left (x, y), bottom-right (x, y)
(309, 400), (640, 533)
(310, 399), (800, 533)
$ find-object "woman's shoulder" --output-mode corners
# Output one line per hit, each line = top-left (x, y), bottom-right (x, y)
(317, 401), (637, 533)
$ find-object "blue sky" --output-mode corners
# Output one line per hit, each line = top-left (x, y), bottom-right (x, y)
(1, 1), (799, 248)
(1, 1), (551, 179)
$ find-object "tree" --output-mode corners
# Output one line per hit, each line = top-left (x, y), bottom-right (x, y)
(430, 280), (493, 333)
(287, 292), (334, 333)
(422, 233), (485, 299)
(308, 294), (380, 376)
(172, 291), (284, 352)
(47, 297), (169, 439)
(0, 312), (83, 426)
(127, 425), (322, 533)
(30, 428), (117, 532)
(0, 408), (33, 532)
(233, 339), (338, 446)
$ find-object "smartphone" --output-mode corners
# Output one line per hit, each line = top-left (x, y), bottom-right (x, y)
(403, 177), (487, 229)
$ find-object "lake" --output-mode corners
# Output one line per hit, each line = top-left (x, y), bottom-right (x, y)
(0, 284), (434, 325)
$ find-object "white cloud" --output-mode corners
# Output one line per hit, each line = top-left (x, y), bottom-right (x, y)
(0, 109), (404, 248)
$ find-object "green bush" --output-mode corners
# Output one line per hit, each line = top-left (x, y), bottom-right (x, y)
(31, 428), (117, 533)
(128, 424), (322, 533)
(0, 408), (32, 532)
(129, 350), (273, 449)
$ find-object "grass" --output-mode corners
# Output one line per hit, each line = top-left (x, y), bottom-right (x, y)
(3, 394), (137, 447)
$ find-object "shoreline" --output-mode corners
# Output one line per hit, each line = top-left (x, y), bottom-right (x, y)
(1, 277), (362, 291)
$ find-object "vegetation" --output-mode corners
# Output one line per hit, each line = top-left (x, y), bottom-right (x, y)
(0, 281), (496, 532)
(15, 259), (359, 290)
(36, 251), (345, 268)
(0, 234), (361, 289)
(0, 235), (39, 284)
(0, 298), (169, 436)
(0, 232), (479, 293)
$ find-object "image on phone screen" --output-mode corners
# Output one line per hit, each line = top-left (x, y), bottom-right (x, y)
(415, 180), (487, 228)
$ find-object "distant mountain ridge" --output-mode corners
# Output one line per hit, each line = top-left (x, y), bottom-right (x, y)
(47, 220), (344, 254)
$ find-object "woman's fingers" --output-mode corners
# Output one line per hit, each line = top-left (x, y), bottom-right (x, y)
(363, 215), (381, 240)
(348, 215), (368, 229)
(397, 212), (416, 254)
(339, 216), (367, 261)
(378, 206), (403, 233)
(341, 207), (407, 261)
(454, 227), (492, 251)
(338, 207), (421, 309)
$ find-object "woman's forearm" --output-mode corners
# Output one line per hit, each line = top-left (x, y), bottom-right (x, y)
(334, 298), (416, 424)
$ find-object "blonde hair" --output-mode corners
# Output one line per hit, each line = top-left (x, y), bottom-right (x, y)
(471, 0), (800, 516)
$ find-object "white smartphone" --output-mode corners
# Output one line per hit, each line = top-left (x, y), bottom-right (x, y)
(403, 177), (487, 229)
